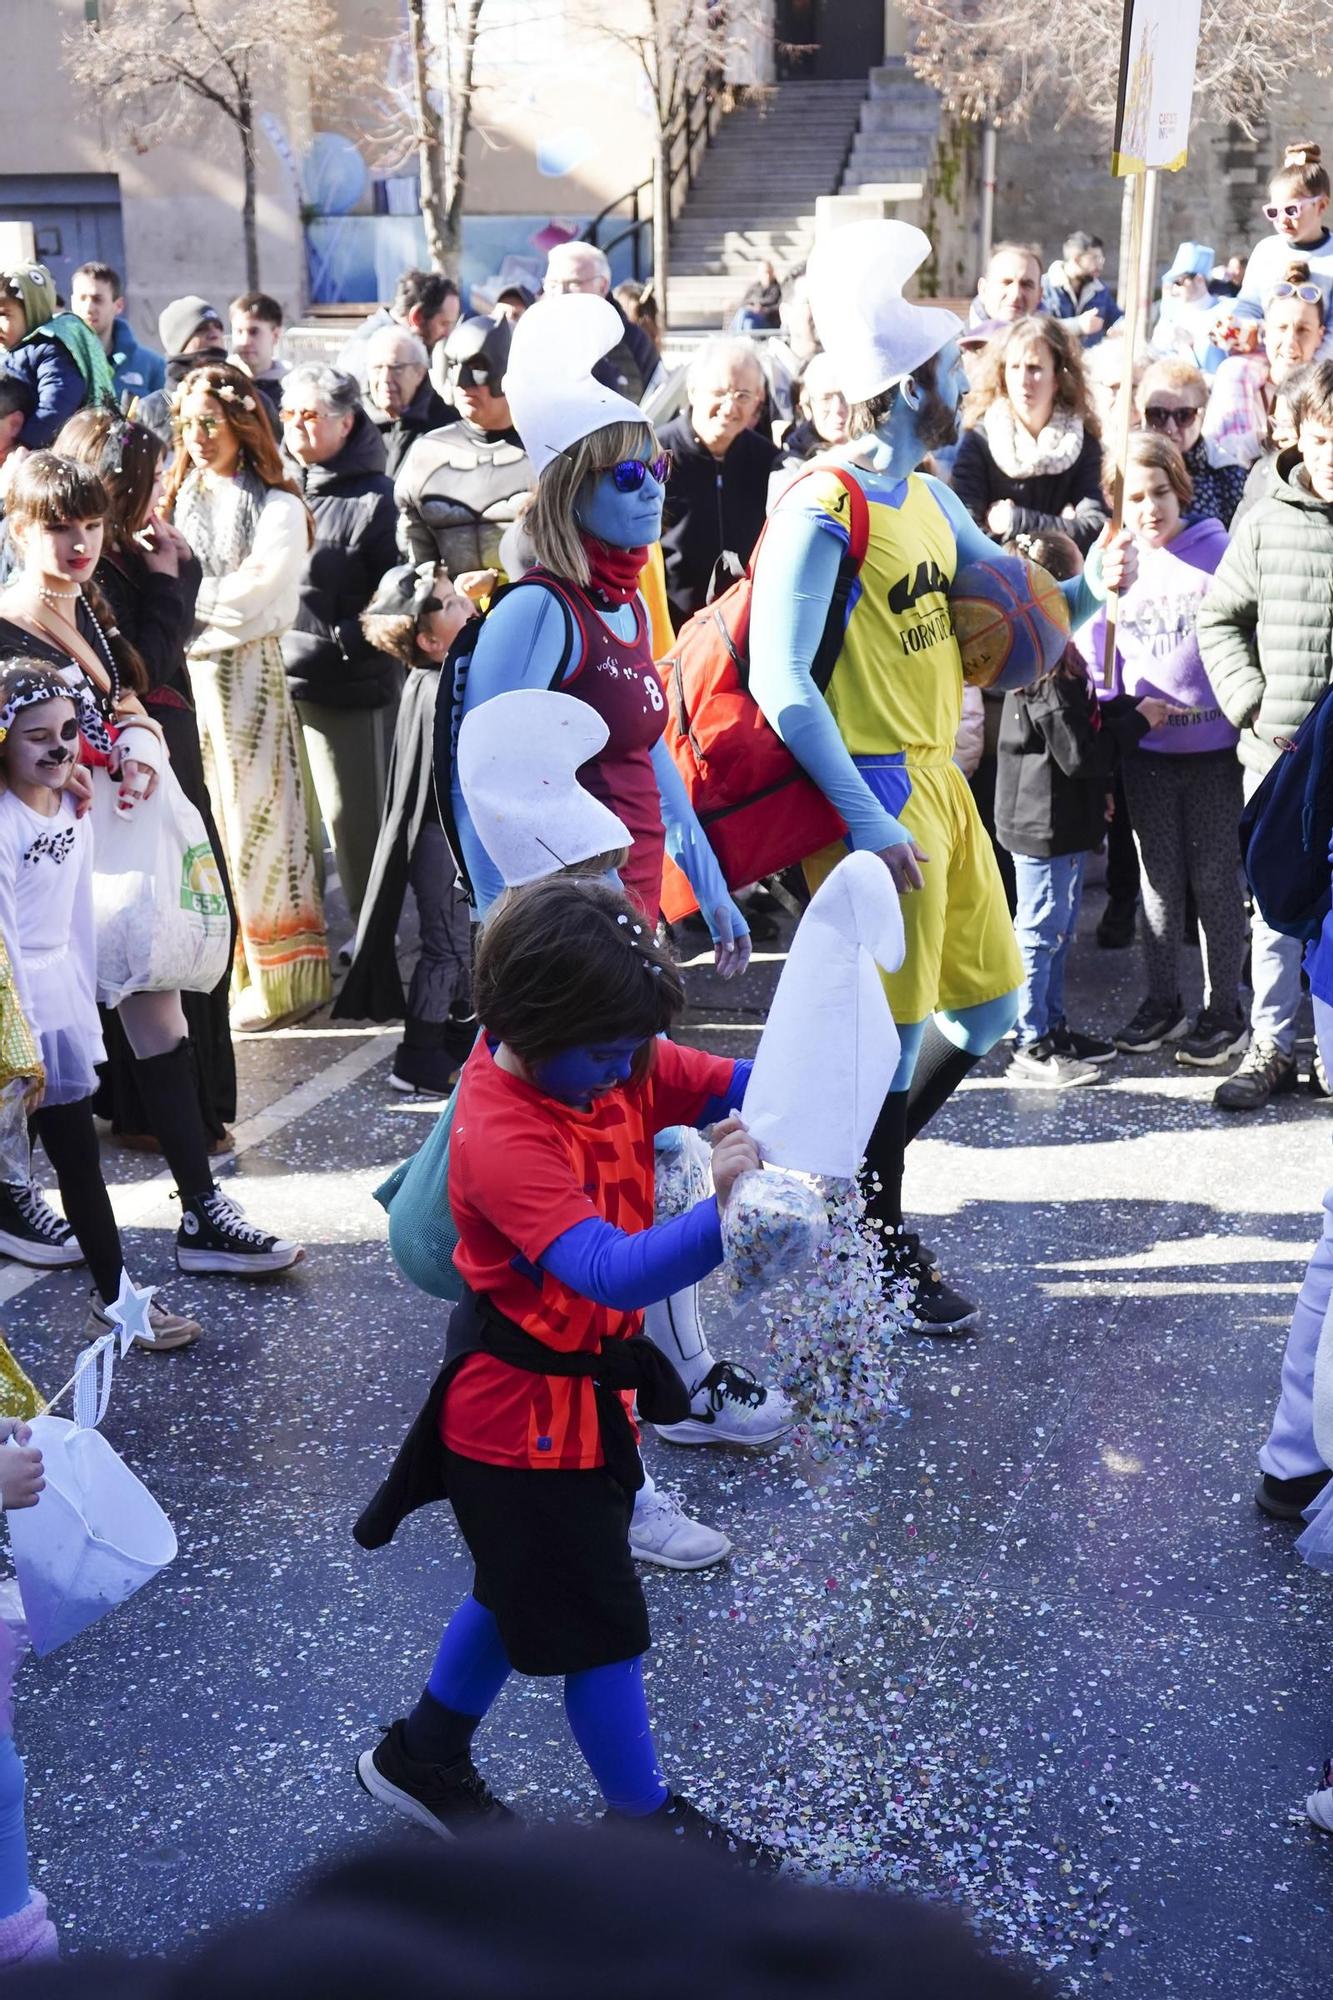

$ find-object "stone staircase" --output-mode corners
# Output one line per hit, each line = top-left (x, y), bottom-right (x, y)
(666, 80), (868, 332)
(841, 58), (941, 195)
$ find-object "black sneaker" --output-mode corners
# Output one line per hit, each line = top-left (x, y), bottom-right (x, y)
(1255, 1469), (1331, 1521)
(1213, 1040), (1298, 1112)
(623, 1791), (781, 1870)
(1050, 1023), (1117, 1064)
(0, 1182), (84, 1268)
(1175, 1005), (1249, 1069)
(356, 1720), (516, 1840)
(1113, 997), (1188, 1052)
(884, 1231), (980, 1335)
(176, 1186), (304, 1275)
(1008, 1039), (1099, 1088)
(1096, 896), (1137, 949)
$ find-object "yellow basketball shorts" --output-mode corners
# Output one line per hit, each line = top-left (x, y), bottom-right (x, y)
(804, 760), (1022, 1024)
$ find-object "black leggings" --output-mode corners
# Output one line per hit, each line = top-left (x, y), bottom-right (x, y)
(31, 1097), (122, 1305)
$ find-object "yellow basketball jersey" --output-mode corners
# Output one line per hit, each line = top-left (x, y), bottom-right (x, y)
(802, 468), (963, 759)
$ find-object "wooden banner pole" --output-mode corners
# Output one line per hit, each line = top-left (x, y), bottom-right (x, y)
(1102, 167), (1148, 689)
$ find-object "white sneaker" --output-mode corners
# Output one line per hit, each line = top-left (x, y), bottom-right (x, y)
(629, 1486), (731, 1570)
(653, 1360), (795, 1449)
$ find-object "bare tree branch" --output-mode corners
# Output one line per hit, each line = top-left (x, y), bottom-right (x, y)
(64, 0), (372, 289)
(576, 0), (771, 306)
(904, 0), (1333, 137)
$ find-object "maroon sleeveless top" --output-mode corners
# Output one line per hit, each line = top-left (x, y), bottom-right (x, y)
(535, 571), (668, 920)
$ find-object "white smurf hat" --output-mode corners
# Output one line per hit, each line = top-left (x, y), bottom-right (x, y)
(457, 689), (632, 888)
(805, 220), (964, 403)
(503, 293), (645, 476)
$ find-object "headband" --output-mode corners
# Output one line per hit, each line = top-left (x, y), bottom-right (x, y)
(0, 671), (74, 745)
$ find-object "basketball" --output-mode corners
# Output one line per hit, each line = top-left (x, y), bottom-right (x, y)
(949, 554), (1071, 689)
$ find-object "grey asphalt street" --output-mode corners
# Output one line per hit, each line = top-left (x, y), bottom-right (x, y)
(4, 876), (1331, 1996)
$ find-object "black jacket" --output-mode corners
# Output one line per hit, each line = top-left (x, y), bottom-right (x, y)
(590, 299), (655, 404)
(372, 374), (456, 481)
(951, 424), (1108, 553)
(658, 415), (779, 625)
(281, 411), (401, 708)
(995, 663), (1147, 858)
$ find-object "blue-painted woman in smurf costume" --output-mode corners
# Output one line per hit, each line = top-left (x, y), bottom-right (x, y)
(449, 415), (750, 978)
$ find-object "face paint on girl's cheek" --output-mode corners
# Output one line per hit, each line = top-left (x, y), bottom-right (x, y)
(3, 707), (79, 790)
(532, 1038), (645, 1106)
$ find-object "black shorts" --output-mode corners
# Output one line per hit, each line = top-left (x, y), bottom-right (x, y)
(443, 1448), (649, 1676)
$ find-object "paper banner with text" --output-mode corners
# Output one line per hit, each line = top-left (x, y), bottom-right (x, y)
(1112, 0), (1203, 176)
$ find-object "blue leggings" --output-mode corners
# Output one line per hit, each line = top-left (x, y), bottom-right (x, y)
(0, 1737), (28, 1920)
(427, 1595), (668, 1817)
(890, 992), (1019, 1092)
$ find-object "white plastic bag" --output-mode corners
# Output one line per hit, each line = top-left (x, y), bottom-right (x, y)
(6, 1415), (177, 1657)
(90, 765), (231, 1004)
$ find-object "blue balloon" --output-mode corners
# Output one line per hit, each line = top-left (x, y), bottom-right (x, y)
(303, 132), (369, 216)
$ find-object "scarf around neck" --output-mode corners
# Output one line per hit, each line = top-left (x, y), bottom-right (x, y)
(982, 399), (1084, 480)
(173, 465), (266, 580)
(579, 536), (649, 607)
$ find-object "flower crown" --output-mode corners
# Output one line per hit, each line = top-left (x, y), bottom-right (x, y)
(215, 383), (257, 413)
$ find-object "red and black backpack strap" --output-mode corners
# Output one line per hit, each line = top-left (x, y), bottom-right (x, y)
(740, 463), (870, 697)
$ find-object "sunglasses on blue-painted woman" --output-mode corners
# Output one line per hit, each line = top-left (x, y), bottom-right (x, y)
(607, 454), (671, 492)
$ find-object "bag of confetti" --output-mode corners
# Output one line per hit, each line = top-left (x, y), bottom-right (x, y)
(91, 766), (231, 1005)
(721, 1165), (828, 1299)
(7, 1415), (177, 1657)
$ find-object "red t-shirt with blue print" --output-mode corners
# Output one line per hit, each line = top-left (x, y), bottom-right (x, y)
(441, 1034), (734, 1470)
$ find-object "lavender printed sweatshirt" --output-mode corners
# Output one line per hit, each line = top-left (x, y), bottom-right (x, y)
(1079, 516), (1236, 755)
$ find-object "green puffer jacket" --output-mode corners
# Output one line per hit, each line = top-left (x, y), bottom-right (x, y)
(1197, 459), (1333, 777)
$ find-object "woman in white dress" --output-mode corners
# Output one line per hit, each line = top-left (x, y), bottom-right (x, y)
(164, 363), (330, 1029)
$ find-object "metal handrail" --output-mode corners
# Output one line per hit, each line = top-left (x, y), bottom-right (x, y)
(582, 76), (724, 279)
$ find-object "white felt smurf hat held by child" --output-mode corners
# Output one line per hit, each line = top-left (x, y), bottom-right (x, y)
(458, 690), (632, 888)
(805, 219), (964, 403)
(503, 293), (645, 476)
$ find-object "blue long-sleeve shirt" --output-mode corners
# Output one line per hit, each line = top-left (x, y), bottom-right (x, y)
(539, 1057), (752, 1307)
(747, 449), (1105, 853)
(451, 577), (744, 938)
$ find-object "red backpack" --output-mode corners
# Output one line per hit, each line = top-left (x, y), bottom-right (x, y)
(657, 465), (869, 922)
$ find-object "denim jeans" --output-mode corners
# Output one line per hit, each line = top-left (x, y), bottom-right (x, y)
(1012, 852), (1087, 1047)
(1243, 765), (1304, 1055)
(1259, 996), (1333, 1479)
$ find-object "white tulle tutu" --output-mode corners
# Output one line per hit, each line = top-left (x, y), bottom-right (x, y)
(25, 943), (104, 1107)
(1297, 1481), (1333, 1574)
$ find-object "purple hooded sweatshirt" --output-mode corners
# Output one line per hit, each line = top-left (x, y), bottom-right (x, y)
(1079, 515), (1236, 754)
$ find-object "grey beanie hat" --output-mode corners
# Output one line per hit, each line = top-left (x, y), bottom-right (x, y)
(158, 294), (223, 357)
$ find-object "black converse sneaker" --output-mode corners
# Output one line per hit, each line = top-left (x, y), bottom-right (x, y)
(176, 1187), (304, 1275)
(355, 1721), (516, 1840)
(0, 1182), (84, 1268)
(623, 1792), (781, 1870)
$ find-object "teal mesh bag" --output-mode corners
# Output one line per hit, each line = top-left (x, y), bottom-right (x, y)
(374, 1086), (462, 1301)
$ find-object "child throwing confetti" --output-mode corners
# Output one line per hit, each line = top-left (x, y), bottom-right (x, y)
(355, 875), (776, 1860)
